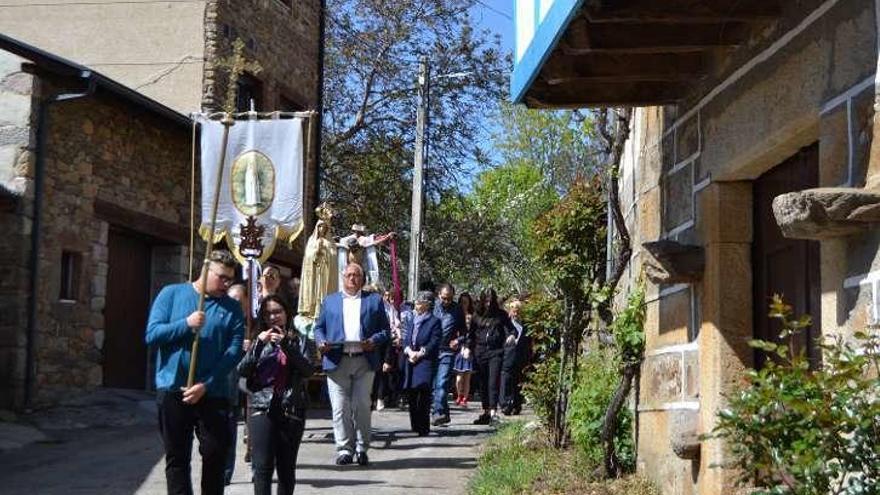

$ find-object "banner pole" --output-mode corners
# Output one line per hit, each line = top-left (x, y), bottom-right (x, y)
(187, 113), (235, 388)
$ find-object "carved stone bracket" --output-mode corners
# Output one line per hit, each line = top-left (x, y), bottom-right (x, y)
(642, 240), (705, 284)
(669, 409), (701, 460)
(772, 187), (880, 240)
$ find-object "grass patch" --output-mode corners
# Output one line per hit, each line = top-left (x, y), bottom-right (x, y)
(469, 420), (659, 495)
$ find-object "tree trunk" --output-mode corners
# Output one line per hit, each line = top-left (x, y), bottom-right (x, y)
(601, 361), (639, 478)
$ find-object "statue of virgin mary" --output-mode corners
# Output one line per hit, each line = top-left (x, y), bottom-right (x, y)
(297, 204), (338, 320)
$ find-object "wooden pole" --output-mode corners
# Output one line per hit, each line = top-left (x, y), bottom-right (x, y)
(187, 113), (234, 388)
(407, 57), (428, 301)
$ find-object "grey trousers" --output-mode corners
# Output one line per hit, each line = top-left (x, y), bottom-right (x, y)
(326, 355), (375, 456)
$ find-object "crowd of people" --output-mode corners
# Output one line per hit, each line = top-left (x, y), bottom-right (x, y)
(145, 249), (531, 495)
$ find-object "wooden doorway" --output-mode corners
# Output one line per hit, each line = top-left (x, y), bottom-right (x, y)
(103, 230), (152, 389)
(752, 143), (822, 369)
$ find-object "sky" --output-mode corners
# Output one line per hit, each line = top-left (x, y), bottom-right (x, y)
(470, 0), (515, 59)
(456, 0), (514, 184)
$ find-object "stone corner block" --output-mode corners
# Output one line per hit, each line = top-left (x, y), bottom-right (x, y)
(642, 240), (705, 284)
(772, 187), (880, 240)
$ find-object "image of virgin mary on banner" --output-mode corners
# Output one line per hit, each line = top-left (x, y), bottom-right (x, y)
(197, 115), (305, 263)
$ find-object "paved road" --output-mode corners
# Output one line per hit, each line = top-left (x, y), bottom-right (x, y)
(0, 398), (497, 495)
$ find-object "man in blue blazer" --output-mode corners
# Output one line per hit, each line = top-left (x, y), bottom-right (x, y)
(314, 263), (390, 466)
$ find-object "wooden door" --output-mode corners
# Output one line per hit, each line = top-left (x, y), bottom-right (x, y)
(753, 143), (821, 369)
(103, 231), (152, 388)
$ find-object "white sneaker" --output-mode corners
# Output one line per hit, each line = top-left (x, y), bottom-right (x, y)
(376, 399), (385, 411)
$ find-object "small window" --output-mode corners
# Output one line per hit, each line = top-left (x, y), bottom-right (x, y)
(236, 73), (264, 112)
(276, 0), (292, 8)
(59, 251), (81, 301)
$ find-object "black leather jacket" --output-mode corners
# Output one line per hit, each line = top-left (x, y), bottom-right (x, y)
(237, 331), (314, 413)
(470, 309), (515, 356)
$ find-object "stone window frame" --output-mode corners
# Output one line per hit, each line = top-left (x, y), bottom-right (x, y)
(236, 72), (265, 112)
(59, 250), (82, 302)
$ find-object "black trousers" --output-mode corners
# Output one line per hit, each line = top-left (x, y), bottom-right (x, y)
(406, 387), (431, 435)
(249, 407), (306, 495)
(374, 367), (400, 406)
(157, 391), (230, 495)
(476, 351), (503, 410)
(500, 350), (524, 411)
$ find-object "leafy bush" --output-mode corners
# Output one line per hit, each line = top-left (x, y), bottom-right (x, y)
(709, 295), (880, 495)
(521, 294), (563, 426)
(567, 347), (635, 471)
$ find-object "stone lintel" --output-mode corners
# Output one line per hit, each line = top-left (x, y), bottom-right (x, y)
(642, 240), (704, 284)
(772, 187), (880, 240)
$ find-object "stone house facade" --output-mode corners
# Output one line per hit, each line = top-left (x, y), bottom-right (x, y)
(0, 0), (323, 226)
(0, 0), (321, 411)
(513, 0), (880, 493)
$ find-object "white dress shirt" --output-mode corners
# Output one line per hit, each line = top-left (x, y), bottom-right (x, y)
(342, 290), (363, 353)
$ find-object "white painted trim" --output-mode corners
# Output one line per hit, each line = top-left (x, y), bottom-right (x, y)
(694, 176), (712, 192)
(665, 220), (695, 238)
(645, 342), (699, 357)
(659, 283), (690, 298)
(664, 0), (843, 139)
(820, 75), (875, 115)
(669, 151), (700, 176)
(875, 0), (880, 92)
(646, 284), (690, 304)
(847, 97), (854, 186)
(844, 270), (880, 288)
(638, 401), (700, 412)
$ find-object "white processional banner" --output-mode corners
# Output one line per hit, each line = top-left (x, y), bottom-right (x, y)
(197, 115), (304, 263)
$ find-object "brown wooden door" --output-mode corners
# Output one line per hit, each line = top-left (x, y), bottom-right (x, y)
(103, 231), (152, 388)
(753, 143), (822, 369)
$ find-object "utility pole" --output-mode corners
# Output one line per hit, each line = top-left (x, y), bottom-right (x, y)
(407, 57), (429, 301)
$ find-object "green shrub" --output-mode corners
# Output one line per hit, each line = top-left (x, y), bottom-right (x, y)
(567, 347), (635, 471)
(521, 294), (564, 426)
(708, 295), (880, 495)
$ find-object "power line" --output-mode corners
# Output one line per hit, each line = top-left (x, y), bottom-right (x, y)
(474, 0), (512, 20)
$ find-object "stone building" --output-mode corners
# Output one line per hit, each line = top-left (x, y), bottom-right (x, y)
(513, 0), (879, 494)
(0, 0), (322, 410)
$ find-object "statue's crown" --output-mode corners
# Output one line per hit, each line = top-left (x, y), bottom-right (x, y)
(315, 202), (333, 222)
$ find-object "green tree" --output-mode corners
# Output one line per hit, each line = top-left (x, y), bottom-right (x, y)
(419, 103), (601, 293)
(531, 177), (607, 447)
(493, 102), (599, 192)
(321, 0), (508, 247)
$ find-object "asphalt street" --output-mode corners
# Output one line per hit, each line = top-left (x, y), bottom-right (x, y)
(0, 392), (497, 495)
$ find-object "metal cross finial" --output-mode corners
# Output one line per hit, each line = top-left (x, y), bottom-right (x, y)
(214, 38), (263, 115)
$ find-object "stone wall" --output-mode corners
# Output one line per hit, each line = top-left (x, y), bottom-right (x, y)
(616, 0), (880, 493)
(0, 51), (36, 410)
(28, 86), (192, 405)
(202, 0), (322, 232)
(202, 0), (321, 112)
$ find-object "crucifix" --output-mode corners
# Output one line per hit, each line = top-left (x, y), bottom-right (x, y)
(187, 39), (263, 387)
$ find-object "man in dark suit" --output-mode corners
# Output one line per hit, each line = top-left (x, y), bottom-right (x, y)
(501, 299), (530, 415)
(314, 263), (390, 466)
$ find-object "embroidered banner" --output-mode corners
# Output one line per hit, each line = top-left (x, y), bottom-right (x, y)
(197, 115), (304, 263)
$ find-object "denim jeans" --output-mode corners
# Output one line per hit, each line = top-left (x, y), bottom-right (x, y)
(432, 352), (454, 417)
